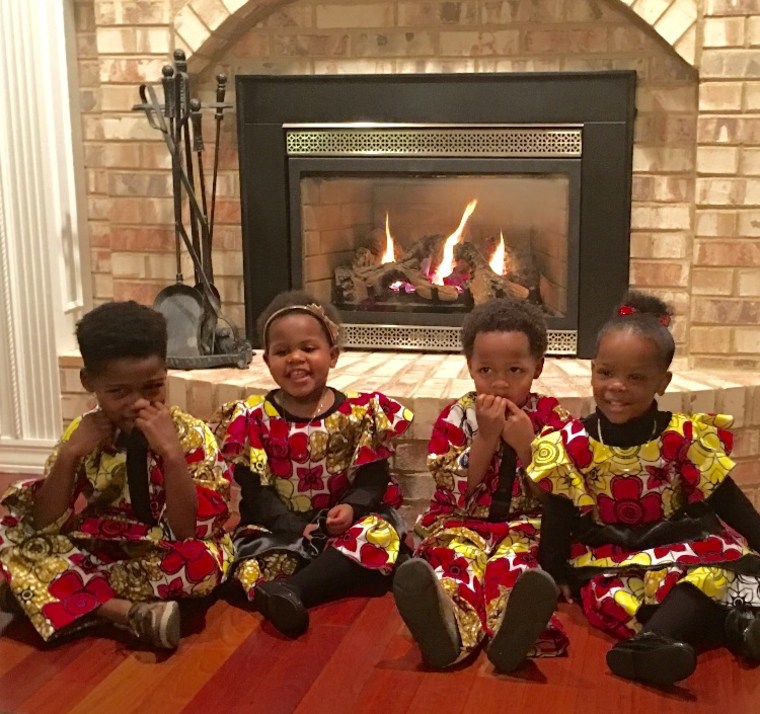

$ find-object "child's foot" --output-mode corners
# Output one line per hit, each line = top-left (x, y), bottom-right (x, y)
(254, 581), (309, 638)
(725, 606), (760, 662)
(392, 558), (460, 669)
(487, 569), (558, 673)
(606, 631), (696, 687)
(126, 601), (181, 650)
(0, 580), (22, 615)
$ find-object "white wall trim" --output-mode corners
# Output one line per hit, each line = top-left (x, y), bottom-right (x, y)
(0, 0), (87, 471)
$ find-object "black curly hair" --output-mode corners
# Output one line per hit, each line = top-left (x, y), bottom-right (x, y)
(76, 301), (167, 375)
(596, 289), (675, 367)
(461, 298), (547, 360)
(257, 290), (342, 349)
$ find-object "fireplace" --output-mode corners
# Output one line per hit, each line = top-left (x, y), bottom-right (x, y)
(236, 72), (635, 358)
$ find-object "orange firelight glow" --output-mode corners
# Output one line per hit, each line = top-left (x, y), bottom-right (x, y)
(489, 231), (506, 275)
(432, 199), (478, 285)
(381, 213), (396, 264)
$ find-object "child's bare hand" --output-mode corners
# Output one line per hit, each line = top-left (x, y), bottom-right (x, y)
(501, 399), (535, 463)
(475, 394), (507, 447)
(326, 504), (354, 535)
(66, 411), (114, 458)
(303, 523), (319, 540)
(559, 584), (574, 604)
(134, 400), (182, 459)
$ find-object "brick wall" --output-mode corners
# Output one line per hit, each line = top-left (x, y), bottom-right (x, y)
(73, 0), (759, 367)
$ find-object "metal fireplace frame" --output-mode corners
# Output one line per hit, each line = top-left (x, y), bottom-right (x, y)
(236, 72), (636, 358)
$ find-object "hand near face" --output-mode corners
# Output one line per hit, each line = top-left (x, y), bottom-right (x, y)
(66, 410), (114, 458)
(501, 399), (535, 461)
(475, 393), (508, 447)
(326, 503), (354, 535)
(133, 400), (182, 460)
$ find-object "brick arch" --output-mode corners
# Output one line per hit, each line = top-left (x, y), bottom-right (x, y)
(175, 0), (699, 73)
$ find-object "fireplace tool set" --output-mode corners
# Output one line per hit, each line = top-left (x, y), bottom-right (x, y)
(133, 50), (251, 369)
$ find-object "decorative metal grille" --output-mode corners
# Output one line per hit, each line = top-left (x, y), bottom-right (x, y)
(286, 126), (582, 157)
(342, 324), (577, 355)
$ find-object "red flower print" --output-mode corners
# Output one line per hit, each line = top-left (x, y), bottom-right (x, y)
(220, 414), (248, 459)
(645, 465), (670, 490)
(333, 529), (358, 553)
(532, 396), (566, 432)
(660, 430), (690, 462)
(355, 445), (382, 466)
(654, 570), (683, 603)
(161, 541), (216, 584)
(428, 548), (470, 582)
(717, 428), (733, 454)
(41, 571), (114, 629)
(483, 557), (522, 603)
(429, 416), (466, 456)
(383, 481), (402, 509)
(597, 477), (663, 526)
(565, 433), (593, 469)
(653, 543), (687, 559)
(359, 542), (390, 569)
(379, 396), (401, 415)
(679, 461), (701, 491)
(157, 577), (187, 600)
(350, 393), (372, 407)
(288, 432), (309, 464)
(296, 465), (325, 493)
(70, 554), (103, 574)
(80, 517), (149, 541)
(690, 536), (726, 558)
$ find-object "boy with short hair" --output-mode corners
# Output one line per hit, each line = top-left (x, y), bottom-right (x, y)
(0, 301), (233, 650)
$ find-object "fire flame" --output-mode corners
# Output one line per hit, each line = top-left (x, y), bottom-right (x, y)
(489, 231), (506, 275)
(381, 213), (396, 264)
(432, 199), (478, 285)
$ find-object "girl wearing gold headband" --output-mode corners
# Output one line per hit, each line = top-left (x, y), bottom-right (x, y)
(215, 291), (413, 637)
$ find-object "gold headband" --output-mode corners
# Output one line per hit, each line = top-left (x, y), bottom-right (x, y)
(263, 304), (341, 348)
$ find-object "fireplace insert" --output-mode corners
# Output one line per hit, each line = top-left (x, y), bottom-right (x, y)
(236, 72), (635, 357)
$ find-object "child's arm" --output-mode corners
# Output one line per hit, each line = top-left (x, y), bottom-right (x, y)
(326, 460), (389, 535)
(709, 476), (760, 553)
(32, 411), (113, 529)
(234, 464), (308, 535)
(467, 394), (507, 495)
(501, 399), (539, 467)
(538, 494), (579, 602)
(136, 401), (197, 540)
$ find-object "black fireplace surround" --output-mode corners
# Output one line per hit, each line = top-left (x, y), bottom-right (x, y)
(236, 72), (635, 358)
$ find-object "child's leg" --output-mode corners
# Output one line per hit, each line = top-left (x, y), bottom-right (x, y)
(255, 547), (387, 638)
(484, 549), (565, 673)
(606, 583), (715, 686)
(395, 535), (488, 668)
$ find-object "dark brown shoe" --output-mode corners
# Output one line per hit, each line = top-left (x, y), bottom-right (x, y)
(606, 631), (696, 686)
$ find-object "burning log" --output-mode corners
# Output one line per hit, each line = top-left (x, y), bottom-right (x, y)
(454, 242), (530, 304)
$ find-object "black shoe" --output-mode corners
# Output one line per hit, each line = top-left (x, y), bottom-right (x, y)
(253, 581), (309, 638)
(725, 606), (760, 662)
(606, 631), (696, 687)
(392, 558), (461, 669)
(487, 569), (558, 673)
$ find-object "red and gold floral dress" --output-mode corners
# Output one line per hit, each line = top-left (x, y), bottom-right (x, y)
(528, 411), (760, 639)
(215, 389), (413, 598)
(0, 407), (233, 642)
(414, 392), (570, 663)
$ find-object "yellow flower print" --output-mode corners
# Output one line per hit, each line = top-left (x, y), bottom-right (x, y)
(620, 552), (653, 568)
(613, 588), (642, 618)
(274, 477), (312, 513)
(309, 430), (329, 463)
(363, 518), (398, 550)
(683, 566), (729, 600)
(531, 437), (561, 470)
(263, 399), (280, 417)
(32, 556), (69, 585)
(638, 440), (662, 465)
(643, 569), (668, 600)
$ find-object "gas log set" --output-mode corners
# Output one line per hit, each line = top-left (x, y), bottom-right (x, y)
(334, 200), (542, 314)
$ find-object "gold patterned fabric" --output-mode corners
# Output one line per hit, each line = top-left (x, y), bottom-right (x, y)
(0, 407), (234, 641)
(528, 412), (760, 639)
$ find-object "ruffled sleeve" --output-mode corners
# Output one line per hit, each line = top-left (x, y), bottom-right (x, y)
(342, 392), (413, 469)
(426, 396), (485, 513)
(680, 413), (736, 501)
(1, 417), (91, 533)
(171, 407), (231, 538)
(214, 395), (270, 484)
(527, 419), (596, 514)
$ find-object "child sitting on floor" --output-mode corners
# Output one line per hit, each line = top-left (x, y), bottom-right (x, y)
(393, 297), (570, 672)
(529, 290), (760, 687)
(215, 290), (413, 637)
(0, 301), (233, 650)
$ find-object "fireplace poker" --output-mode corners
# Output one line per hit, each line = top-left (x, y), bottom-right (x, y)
(209, 73), (227, 245)
(189, 98), (214, 285)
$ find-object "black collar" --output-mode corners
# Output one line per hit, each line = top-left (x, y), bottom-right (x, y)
(582, 402), (671, 448)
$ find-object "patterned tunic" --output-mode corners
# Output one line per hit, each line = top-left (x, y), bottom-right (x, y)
(528, 412), (760, 639)
(215, 390), (413, 597)
(415, 392), (570, 662)
(0, 407), (234, 641)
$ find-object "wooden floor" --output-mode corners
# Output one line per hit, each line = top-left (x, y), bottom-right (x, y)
(0, 593), (758, 714)
(0, 472), (758, 713)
